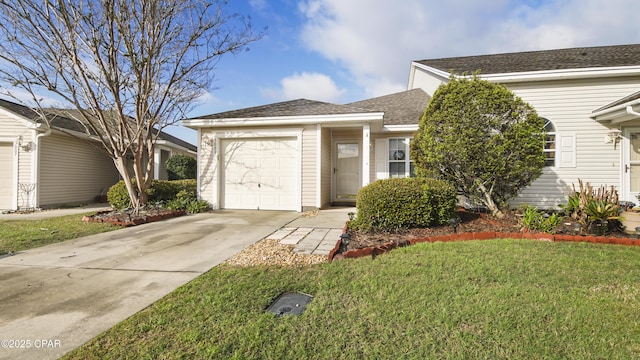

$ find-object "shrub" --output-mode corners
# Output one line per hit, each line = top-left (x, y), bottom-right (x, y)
(519, 205), (561, 234)
(107, 179), (198, 210)
(107, 179), (137, 210)
(350, 177), (456, 232)
(166, 154), (197, 180)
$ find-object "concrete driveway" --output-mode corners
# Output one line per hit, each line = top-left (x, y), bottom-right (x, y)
(0, 210), (299, 360)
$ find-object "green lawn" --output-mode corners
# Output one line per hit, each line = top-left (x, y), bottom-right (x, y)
(0, 213), (119, 253)
(65, 240), (640, 359)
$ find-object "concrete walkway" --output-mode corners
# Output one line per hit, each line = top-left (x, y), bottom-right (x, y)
(0, 207), (353, 359)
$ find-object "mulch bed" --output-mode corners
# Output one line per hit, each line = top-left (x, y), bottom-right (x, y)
(82, 208), (186, 227)
(329, 209), (638, 261)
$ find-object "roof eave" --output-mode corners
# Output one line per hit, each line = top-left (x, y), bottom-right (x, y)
(382, 124), (419, 132)
(182, 112), (385, 129)
(411, 61), (640, 83)
(155, 139), (197, 154)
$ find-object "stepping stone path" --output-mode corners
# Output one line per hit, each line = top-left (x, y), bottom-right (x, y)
(265, 227), (343, 256)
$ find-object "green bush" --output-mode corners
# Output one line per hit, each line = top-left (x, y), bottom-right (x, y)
(519, 205), (561, 234)
(166, 154), (197, 180)
(107, 179), (137, 210)
(350, 177), (456, 232)
(107, 179), (198, 210)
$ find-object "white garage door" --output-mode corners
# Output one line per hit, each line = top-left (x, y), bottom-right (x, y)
(0, 142), (14, 209)
(221, 137), (298, 210)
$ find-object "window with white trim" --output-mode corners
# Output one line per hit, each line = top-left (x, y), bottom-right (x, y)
(543, 118), (556, 167)
(388, 138), (415, 178)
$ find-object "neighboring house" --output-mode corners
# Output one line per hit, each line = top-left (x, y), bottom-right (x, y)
(184, 44), (640, 211)
(0, 98), (197, 210)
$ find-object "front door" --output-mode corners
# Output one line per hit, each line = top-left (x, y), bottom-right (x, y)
(624, 128), (640, 202)
(334, 142), (361, 202)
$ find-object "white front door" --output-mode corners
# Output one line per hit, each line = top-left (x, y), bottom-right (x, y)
(333, 142), (361, 201)
(623, 128), (640, 203)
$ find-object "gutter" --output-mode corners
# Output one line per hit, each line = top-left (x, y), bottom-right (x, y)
(627, 105), (640, 118)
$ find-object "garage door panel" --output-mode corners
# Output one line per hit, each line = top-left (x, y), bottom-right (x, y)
(221, 137), (297, 211)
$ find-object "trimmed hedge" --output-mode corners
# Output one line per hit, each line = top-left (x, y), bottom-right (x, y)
(166, 154), (197, 180)
(107, 179), (198, 210)
(350, 177), (456, 232)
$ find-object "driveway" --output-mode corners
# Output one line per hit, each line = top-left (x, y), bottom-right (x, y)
(0, 210), (299, 360)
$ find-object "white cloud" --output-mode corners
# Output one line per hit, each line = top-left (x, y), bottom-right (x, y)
(261, 72), (346, 103)
(297, 0), (640, 98)
(0, 86), (67, 108)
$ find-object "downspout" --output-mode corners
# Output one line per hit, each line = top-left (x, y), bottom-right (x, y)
(32, 125), (52, 209)
(627, 105), (640, 118)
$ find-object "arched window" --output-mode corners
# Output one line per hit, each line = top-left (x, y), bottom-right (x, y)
(543, 118), (556, 167)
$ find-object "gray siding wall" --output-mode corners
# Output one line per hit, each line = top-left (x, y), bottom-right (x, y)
(39, 132), (120, 207)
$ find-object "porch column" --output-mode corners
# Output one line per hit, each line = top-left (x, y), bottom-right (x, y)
(153, 147), (161, 180)
(362, 124), (370, 186)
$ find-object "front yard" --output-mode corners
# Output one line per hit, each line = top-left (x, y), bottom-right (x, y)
(0, 213), (118, 254)
(65, 240), (640, 359)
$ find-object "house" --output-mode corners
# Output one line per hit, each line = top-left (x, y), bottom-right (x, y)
(0, 98), (197, 210)
(184, 44), (640, 211)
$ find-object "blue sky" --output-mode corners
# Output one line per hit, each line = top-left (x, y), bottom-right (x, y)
(164, 0), (640, 145)
(4, 0), (640, 145)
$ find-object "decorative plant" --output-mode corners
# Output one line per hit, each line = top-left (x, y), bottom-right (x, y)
(561, 179), (620, 234)
(519, 205), (561, 234)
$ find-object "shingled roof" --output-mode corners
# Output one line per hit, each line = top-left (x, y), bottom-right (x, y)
(347, 89), (429, 126)
(0, 98), (196, 151)
(416, 44), (640, 75)
(194, 98), (378, 120)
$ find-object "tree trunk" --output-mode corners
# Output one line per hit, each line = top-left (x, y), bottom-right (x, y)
(476, 180), (506, 219)
(113, 156), (140, 211)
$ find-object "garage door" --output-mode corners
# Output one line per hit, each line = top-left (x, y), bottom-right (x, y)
(0, 142), (14, 209)
(221, 138), (298, 210)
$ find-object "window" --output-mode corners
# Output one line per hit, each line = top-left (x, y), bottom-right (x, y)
(543, 118), (556, 167)
(389, 138), (415, 178)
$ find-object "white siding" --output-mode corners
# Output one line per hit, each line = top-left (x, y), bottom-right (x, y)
(411, 71), (640, 209)
(320, 127), (332, 208)
(507, 77), (640, 208)
(39, 132), (120, 207)
(301, 125), (317, 209)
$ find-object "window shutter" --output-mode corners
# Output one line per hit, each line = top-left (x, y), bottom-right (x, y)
(375, 138), (388, 180)
(558, 133), (576, 168)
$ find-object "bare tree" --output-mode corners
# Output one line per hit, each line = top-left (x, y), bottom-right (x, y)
(0, 0), (261, 210)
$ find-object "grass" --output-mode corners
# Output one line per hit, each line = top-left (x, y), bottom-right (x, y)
(0, 213), (119, 253)
(64, 240), (640, 359)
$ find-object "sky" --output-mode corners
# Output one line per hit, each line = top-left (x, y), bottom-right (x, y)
(4, 0), (640, 145)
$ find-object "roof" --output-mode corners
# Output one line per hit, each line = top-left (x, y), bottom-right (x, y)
(0, 98), (196, 151)
(347, 89), (429, 126)
(192, 98), (377, 120)
(416, 44), (640, 75)
(593, 90), (640, 113)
